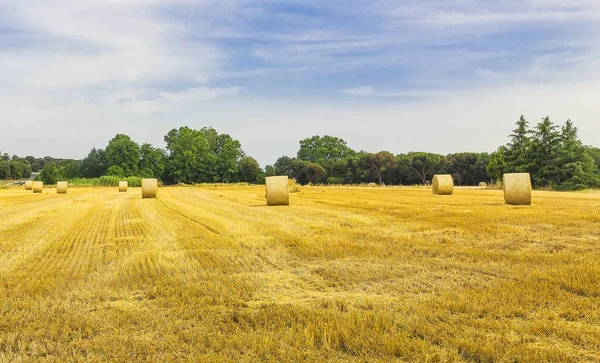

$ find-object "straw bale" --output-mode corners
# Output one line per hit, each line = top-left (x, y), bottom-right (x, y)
(56, 181), (68, 194)
(288, 179), (300, 193)
(432, 174), (454, 195)
(503, 173), (531, 205)
(142, 178), (158, 199)
(266, 176), (289, 206)
(33, 181), (44, 193)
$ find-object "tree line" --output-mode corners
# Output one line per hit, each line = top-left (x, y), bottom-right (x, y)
(2, 116), (599, 190)
(264, 116), (599, 189)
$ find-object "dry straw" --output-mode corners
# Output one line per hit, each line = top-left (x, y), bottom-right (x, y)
(503, 173), (531, 205)
(288, 178), (300, 193)
(56, 181), (68, 194)
(266, 176), (290, 206)
(24, 180), (33, 190)
(432, 174), (454, 195)
(142, 178), (158, 199)
(33, 181), (44, 194)
(119, 181), (128, 192)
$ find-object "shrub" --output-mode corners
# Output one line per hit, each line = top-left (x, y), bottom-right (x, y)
(98, 175), (120, 186)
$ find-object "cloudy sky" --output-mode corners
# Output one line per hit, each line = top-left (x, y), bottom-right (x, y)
(1, 0), (599, 165)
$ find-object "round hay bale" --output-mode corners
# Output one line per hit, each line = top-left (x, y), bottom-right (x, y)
(288, 178), (300, 193)
(119, 181), (128, 192)
(432, 174), (454, 195)
(56, 181), (68, 194)
(479, 182), (488, 187)
(142, 178), (158, 199)
(24, 180), (33, 190)
(265, 176), (289, 206)
(33, 181), (44, 194)
(503, 173), (531, 205)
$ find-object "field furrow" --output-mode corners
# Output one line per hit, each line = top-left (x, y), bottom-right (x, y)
(0, 185), (598, 361)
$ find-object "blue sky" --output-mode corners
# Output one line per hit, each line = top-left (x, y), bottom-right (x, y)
(1, 0), (599, 165)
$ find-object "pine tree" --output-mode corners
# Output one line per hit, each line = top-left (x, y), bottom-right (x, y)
(530, 117), (561, 187)
(553, 120), (599, 190)
(504, 115), (532, 173)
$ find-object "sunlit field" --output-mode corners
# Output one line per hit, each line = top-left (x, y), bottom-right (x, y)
(0, 185), (599, 361)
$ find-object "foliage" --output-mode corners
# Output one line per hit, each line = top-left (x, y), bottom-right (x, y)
(3, 117), (598, 190)
(0, 155), (33, 179)
(492, 115), (599, 190)
(97, 175), (142, 187)
(40, 162), (60, 185)
(362, 151), (396, 185)
(139, 143), (167, 180)
(447, 152), (490, 185)
(237, 156), (263, 184)
(486, 147), (507, 183)
(297, 135), (355, 163)
(105, 134), (140, 177)
(81, 148), (108, 178)
(163, 127), (244, 184)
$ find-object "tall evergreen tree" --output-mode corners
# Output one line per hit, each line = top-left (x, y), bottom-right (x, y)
(553, 120), (599, 190)
(504, 115), (532, 173)
(530, 117), (561, 187)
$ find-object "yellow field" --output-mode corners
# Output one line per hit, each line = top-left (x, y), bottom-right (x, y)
(0, 186), (599, 362)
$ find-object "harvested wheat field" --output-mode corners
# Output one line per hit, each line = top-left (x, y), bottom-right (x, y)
(0, 185), (599, 362)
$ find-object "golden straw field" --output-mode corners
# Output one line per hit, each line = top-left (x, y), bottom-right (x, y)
(0, 185), (599, 361)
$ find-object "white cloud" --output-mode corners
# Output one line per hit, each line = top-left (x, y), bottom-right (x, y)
(0, 0), (222, 94)
(159, 87), (243, 102)
(341, 86), (376, 96)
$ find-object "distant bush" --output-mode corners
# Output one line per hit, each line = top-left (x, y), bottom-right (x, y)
(98, 175), (120, 186)
(66, 176), (143, 187)
(126, 176), (142, 187)
(98, 175), (142, 187)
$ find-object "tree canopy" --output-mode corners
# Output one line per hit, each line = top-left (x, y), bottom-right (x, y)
(3, 116), (598, 190)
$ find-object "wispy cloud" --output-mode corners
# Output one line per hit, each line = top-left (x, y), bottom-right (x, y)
(341, 86), (376, 96)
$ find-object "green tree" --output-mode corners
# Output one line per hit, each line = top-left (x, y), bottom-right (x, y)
(264, 165), (276, 177)
(272, 156), (301, 178)
(106, 165), (126, 178)
(297, 135), (355, 164)
(164, 127), (207, 184)
(486, 147), (507, 183)
(139, 143), (167, 180)
(0, 160), (10, 179)
(300, 162), (327, 184)
(447, 152), (490, 185)
(238, 156), (263, 183)
(81, 148), (108, 178)
(24, 156), (43, 172)
(530, 117), (561, 187)
(362, 151), (396, 185)
(163, 127), (245, 184)
(504, 115), (532, 173)
(587, 147), (600, 171)
(59, 160), (82, 179)
(105, 134), (140, 177)
(207, 130), (243, 182)
(40, 162), (60, 184)
(552, 120), (599, 190)
(9, 160), (33, 179)
(404, 152), (447, 184)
